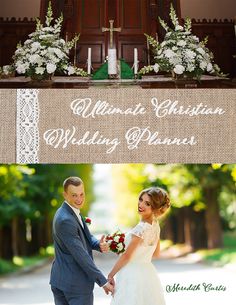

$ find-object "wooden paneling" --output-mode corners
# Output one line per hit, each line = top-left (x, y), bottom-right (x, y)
(117, 0), (149, 65)
(82, 0), (101, 29)
(76, 0), (105, 68)
(0, 18), (36, 66)
(191, 20), (236, 76)
(122, 0), (142, 29)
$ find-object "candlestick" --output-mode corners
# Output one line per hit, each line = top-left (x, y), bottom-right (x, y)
(87, 48), (92, 74)
(73, 40), (77, 66)
(234, 16), (236, 37)
(108, 48), (117, 76)
(147, 38), (150, 66)
(134, 48), (138, 75)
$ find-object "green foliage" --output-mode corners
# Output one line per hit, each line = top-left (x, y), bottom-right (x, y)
(0, 258), (18, 274)
(111, 164), (236, 231)
(0, 164), (94, 225)
(197, 232), (236, 265)
(0, 254), (52, 275)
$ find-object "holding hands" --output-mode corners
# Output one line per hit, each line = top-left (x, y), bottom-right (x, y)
(103, 280), (115, 295)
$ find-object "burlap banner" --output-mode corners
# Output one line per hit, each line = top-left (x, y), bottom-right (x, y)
(0, 88), (235, 163)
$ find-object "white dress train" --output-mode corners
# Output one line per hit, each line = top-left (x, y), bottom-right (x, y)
(110, 220), (166, 305)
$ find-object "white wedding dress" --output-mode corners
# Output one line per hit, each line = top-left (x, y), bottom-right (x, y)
(110, 220), (166, 305)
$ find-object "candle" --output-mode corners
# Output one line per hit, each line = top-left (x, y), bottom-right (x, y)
(87, 48), (92, 74)
(156, 32), (159, 42)
(134, 48), (138, 75)
(65, 32), (68, 42)
(108, 48), (117, 75)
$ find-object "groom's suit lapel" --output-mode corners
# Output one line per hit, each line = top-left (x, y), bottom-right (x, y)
(81, 217), (92, 243)
(62, 202), (89, 251)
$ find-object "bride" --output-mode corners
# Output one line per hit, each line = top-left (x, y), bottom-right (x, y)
(108, 187), (170, 305)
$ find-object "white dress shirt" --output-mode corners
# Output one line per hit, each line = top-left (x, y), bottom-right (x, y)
(65, 201), (84, 228)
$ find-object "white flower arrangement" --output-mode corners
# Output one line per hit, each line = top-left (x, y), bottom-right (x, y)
(0, 65), (15, 78)
(13, 2), (87, 80)
(140, 5), (223, 80)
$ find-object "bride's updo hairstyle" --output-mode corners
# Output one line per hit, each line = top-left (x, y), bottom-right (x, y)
(139, 187), (171, 215)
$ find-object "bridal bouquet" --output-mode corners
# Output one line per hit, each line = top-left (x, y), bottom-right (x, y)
(105, 231), (126, 255)
(140, 5), (222, 80)
(13, 1), (87, 80)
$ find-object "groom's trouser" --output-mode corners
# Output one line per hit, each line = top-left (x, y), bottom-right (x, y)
(51, 286), (93, 305)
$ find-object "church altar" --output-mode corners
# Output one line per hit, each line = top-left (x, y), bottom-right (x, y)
(0, 75), (233, 88)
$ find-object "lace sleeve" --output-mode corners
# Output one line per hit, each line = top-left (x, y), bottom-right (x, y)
(130, 222), (147, 239)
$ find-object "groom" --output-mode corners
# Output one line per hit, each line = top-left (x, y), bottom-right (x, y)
(50, 176), (114, 305)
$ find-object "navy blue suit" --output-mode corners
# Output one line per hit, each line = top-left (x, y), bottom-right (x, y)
(50, 202), (107, 305)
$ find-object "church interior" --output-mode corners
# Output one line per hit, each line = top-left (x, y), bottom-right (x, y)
(0, 0), (236, 87)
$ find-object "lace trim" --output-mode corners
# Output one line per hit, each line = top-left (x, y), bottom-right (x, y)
(131, 221), (160, 246)
(16, 89), (40, 163)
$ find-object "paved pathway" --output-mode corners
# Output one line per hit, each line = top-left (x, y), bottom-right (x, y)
(0, 253), (235, 305)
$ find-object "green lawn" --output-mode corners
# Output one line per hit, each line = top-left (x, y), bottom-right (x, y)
(197, 232), (236, 266)
(0, 245), (54, 275)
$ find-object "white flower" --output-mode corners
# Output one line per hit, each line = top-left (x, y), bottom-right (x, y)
(24, 39), (32, 45)
(29, 54), (42, 65)
(31, 42), (41, 52)
(46, 63), (56, 74)
(164, 49), (176, 58)
(114, 236), (120, 243)
(192, 36), (200, 42)
(60, 39), (66, 44)
(185, 50), (196, 60)
(153, 63), (159, 73)
(207, 63), (213, 72)
(177, 40), (186, 47)
(197, 47), (205, 55)
(175, 25), (183, 31)
(67, 66), (75, 75)
(161, 41), (167, 47)
(117, 243), (124, 252)
(54, 48), (65, 59)
(187, 64), (195, 72)
(3, 65), (11, 75)
(174, 64), (185, 75)
(16, 64), (26, 74)
(36, 67), (45, 75)
(169, 57), (182, 65)
(200, 61), (207, 70)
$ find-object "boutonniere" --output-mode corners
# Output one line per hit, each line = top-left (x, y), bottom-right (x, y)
(82, 216), (92, 225)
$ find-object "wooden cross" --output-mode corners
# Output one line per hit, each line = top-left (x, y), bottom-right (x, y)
(102, 20), (121, 48)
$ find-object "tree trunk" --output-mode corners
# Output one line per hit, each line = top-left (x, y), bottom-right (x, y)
(45, 212), (52, 246)
(176, 209), (185, 243)
(183, 207), (193, 249)
(11, 216), (19, 256)
(0, 227), (2, 257)
(204, 187), (223, 249)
